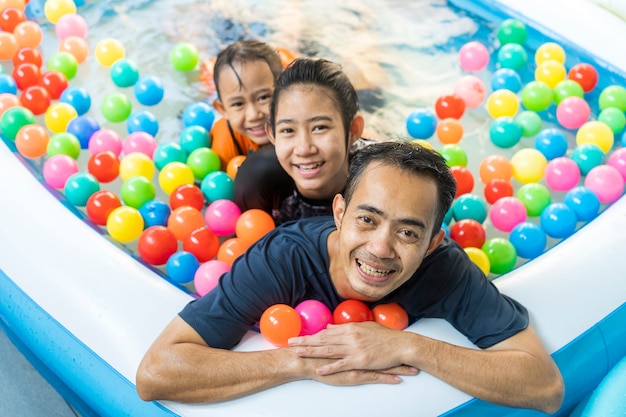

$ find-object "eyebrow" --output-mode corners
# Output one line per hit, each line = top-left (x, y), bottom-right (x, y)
(276, 115), (333, 126)
(356, 204), (427, 230)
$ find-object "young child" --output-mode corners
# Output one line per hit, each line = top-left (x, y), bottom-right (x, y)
(234, 57), (376, 225)
(208, 40), (284, 171)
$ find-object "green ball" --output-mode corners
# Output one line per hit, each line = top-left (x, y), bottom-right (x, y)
(497, 43), (528, 71)
(438, 144), (467, 167)
(101, 92), (132, 123)
(47, 132), (81, 159)
(516, 183), (551, 217)
(47, 52), (79, 80)
(121, 176), (156, 209)
(497, 19), (528, 45)
(170, 42), (199, 72)
(154, 142), (188, 171)
(553, 80), (584, 105)
(482, 238), (517, 275)
(598, 107), (626, 134)
(110, 58), (140, 88)
(64, 172), (100, 207)
(180, 125), (210, 152)
(598, 85), (626, 112)
(521, 81), (553, 112)
(515, 111), (542, 138)
(186, 147), (221, 180)
(0, 106), (36, 140)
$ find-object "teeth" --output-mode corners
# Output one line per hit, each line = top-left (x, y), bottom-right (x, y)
(357, 260), (391, 277)
(297, 163), (322, 170)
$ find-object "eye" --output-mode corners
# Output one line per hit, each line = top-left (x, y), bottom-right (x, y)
(398, 229), (419, 243)
(312, 123), (329, 132)
(258, 94), (272, 102)
(357, 215), (374, 225)
(278, 127), (294, 135)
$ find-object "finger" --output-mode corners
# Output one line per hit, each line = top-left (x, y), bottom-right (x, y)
(326, 370), (404, 385)
(294, 345), (346, 359)
(379, 365), (419, 376)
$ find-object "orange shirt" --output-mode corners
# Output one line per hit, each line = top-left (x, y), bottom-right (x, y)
(210, 118), (260, 171)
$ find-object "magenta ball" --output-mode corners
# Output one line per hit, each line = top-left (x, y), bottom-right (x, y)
(122, 131), (157, 158)
(88, 128), (122, 156)
(458, 41), (490, 72)
(205, 199), (242, 236)
(556, 96), (590, 130)
(584, 164), (625, 204)
(489, 196), (527, 232)
(544, 157), (581, 191)
(43, 154), (79, 189)
(194, 260), (231, 296)
(295, 300), (333, 336)
(608, 148), (626, 181)
(454, 75), (487, 109)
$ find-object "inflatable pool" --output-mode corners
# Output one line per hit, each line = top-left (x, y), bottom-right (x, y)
(1, 0), (625, 416)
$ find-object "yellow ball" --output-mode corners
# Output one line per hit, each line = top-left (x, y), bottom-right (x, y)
(511, 148), (547, 184)
(409, 139), (435, 151)
(159, 162), (195, 195)
(94, 38), (125, 67)
(486, 89), (519, 118)
(119, 152), (155, 181)
(535, 59), (566, 89)
(576, 121), (615, 154)
(44, 0), (76, 24)
(535, 42), (566, 65)
(44, 102), (77, 133)
(106, 206), (144, 243)
(464, 247), (491, 276)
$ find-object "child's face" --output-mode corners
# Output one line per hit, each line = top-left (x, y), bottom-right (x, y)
(270, 84), (361, 200)
(214, 59), (275, 145)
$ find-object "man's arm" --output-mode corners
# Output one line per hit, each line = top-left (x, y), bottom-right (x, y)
(136, 316), (417, 403)
(289, 322), (564, 414)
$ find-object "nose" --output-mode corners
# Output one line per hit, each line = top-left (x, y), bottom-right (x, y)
(245, 102), (264, 121)
(293, 130), (316, 155)
(365, 227), (396, 260)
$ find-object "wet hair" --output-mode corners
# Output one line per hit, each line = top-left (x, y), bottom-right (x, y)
(213, 40), (283, 98)
(268, 58), (359, 145)
(344, 141), (457, 238)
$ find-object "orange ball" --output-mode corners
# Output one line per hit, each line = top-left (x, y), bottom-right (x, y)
(260, 304), (302, 347)
(15, 124), (49, 158)
(478, 154), (513, 184)
(226, 155), (246, 179)
(436, 118), (464, 144)
(217, 237), (251, 267)
(236, 209), (275, 244)
(167, 206), (205, 241)
(372, 303), (409, 330)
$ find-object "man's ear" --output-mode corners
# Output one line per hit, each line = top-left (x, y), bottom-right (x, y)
(426, 229), (445, 257)
(348, 114), (365, 147)
(265, 123), (276, 145)
(332, 193), (346, 230)
(212, 99), (226, 116)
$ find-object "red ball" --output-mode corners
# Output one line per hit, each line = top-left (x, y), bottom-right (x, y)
(13, 47), (43, 68)
(39, 71), (69, 100)
(333, 299), (373, 324)
(0, 7), (26, 32)
(449, 219), (486, 249)
(568, 63), (598, 93)
(88, 151), (120, 183)
(19, 85), (50, 115)
(138, 226), (178, 265)
(450, 166), (474, 198)
(86, 190), (121, 226)
(182, 226), (220, 263)
(435, 94), (466, 119)
(484, 178), (514, 204)
(12, 63), (40, 90)
(170, 183), (205, 211)
(372, 303), (409, 330)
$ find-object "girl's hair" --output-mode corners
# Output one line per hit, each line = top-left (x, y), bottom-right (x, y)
(213, 40), (283, 98)
(268, 58), (359, 144)
(345, 141), (457, 238)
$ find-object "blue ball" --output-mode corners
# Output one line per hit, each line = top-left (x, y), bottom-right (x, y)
(540, 203), (578, 239)
(64, 172), (101, 207)
(183, 101), (215, 131)
(489, 117), (522, 148)
(127, 109), (159, 136)
(134, 75), (164, 106)
(166, 251), (200, 284)
(66, 115), (100, 149)
(406, 108), (437, 139)
(564, 186), (601, 222)
(139, 199), (171, 228)
(0, 73), (17, 95)
(60, 86), (91, 115)
(491, 68), (523, 93)
(534, 128), (568, 160)
(509, 222), (546, 259)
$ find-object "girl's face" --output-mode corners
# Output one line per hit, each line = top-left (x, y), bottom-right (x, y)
(269, 84), (362, 200)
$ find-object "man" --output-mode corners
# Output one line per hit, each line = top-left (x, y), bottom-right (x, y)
(136, 141), (564, 413)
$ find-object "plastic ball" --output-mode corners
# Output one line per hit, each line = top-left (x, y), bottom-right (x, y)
(47, 51), (78, 80)
(435, 94), (465, 119)
(568, 63), (598, 93)
(101, 92), (131, 123)
(451, 194), (488, 223)
(122, 131), (157, 158)
(94, 38), (125, 67)
(60, 85), (91, 115)
(194, 260), (230, 296)
(19, 85), (50, 115)
(598, 107), (626, 134)
(491, 68), (522, 93)
(182, 101), (215, 131)
(486, 89), (519, 118)
(464, 247), (490, 276)
(497, 19), (527, 45)
(58, 35), (89, 64)
(205, 199), (242, 236)
(170, 42), (199, 72)
(86, 190), (121, 226)
(489, 196), (527, 232)
(12, 63), (40, 90)
(236, 209), (276, 244)
(296, 300), (334, 336)
(64, 172), (100, 207)
(182, 226), (220, 263)
(167, 205), (205, 241)
(438, 144), (467, 167)
(166, 251), (200, 285)
(515, 111), (542, 138)
(120, 176), (156, 209)
(372, 303), (409, 330)
(13, 21), (43, 49)
(450, 165), (474, 197)
(126, 109), (159, 136)
(66, 114), (100, 149)
(55, 13), (88, 39)
(226, 155), (246, 179)
(497, 43), (527, 71)
(584, 164), (625, 204)
(556, 96), (590, 130)
(535, 42), (566, 65)
(110, 58), (139, 88)
(458, 41), (489, 72)
(406, 108), (437, 139)
(516, 183), (552, 217)
(481, 238), (517, 275)
(42, 154), (78, 188)
(540, 203), (578, 239)
(0, 92), (19, 118)
(544, 157), (581, 192)
(260, 304), (302, 347)
(0, 31), (19, 61)
(576, 121), (614, 154)
(159, 161), (195, 195)
(44, 0), (76, 23)
(200, 170), (235, 202)
(170, 183), (205, 211)
(137, 226), (178, 266)
(564, 186), (601, 222)
(608, 148), (626, 181)
(534, 59), (566, 89)
(571, 143), (605, 176)
(0, 7), (25, 32)
(453, 75), (486, 109)
(187, 147), (221, 180)
(15, 123), (49, 158)
(553, 80), (585, 105)
(106, 206), (144, 243)
(0, 74), (18, 95)
(484, 178), (514, 204)
(138, 199), (171, 228)
(479, 154), (513, 184)
(489, 117), (522, 148)
(153, 142), (187, 170)
(134, 75), (164, 106)
(520, 81), (553, 112)
(333, 299), (373, 324)
(449, 219), (486, 248)
(0, 105), (36, 140)
(119, 152), (155, 181)
(44, 102), (77, 134)
(509, 222), (547, 259)
(179, 125), (210, 152)
(87, 151), (119, 183)
(216, 237), (251, 267)
(511, 148), (547, 184)
(598, 85), (626, 112)
(534, 128), (568, 161)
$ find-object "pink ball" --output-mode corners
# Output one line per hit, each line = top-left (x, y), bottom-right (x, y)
(489, 196), (527, 232)
(459, 41), (490, 72)
(556, 96), (590, 130)
(43, 154), (79, 189)
(295, 300), (333, 336)
(123, 132), (157, 158)
(205, 199), (242, 236)
(453, 75), (487, 109)
(544, 157), (581, 192)
(584, 164), (625, 204)
(608, 148), (626, 181)
(89, 128), (122, 156)
(55, 14), (88, 40)
(194, 260), (231, 296)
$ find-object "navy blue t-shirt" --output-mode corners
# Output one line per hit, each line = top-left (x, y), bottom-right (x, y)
(179, 217), (528, 350)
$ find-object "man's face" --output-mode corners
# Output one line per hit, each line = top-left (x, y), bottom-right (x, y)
(330, 162), (444, 301)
